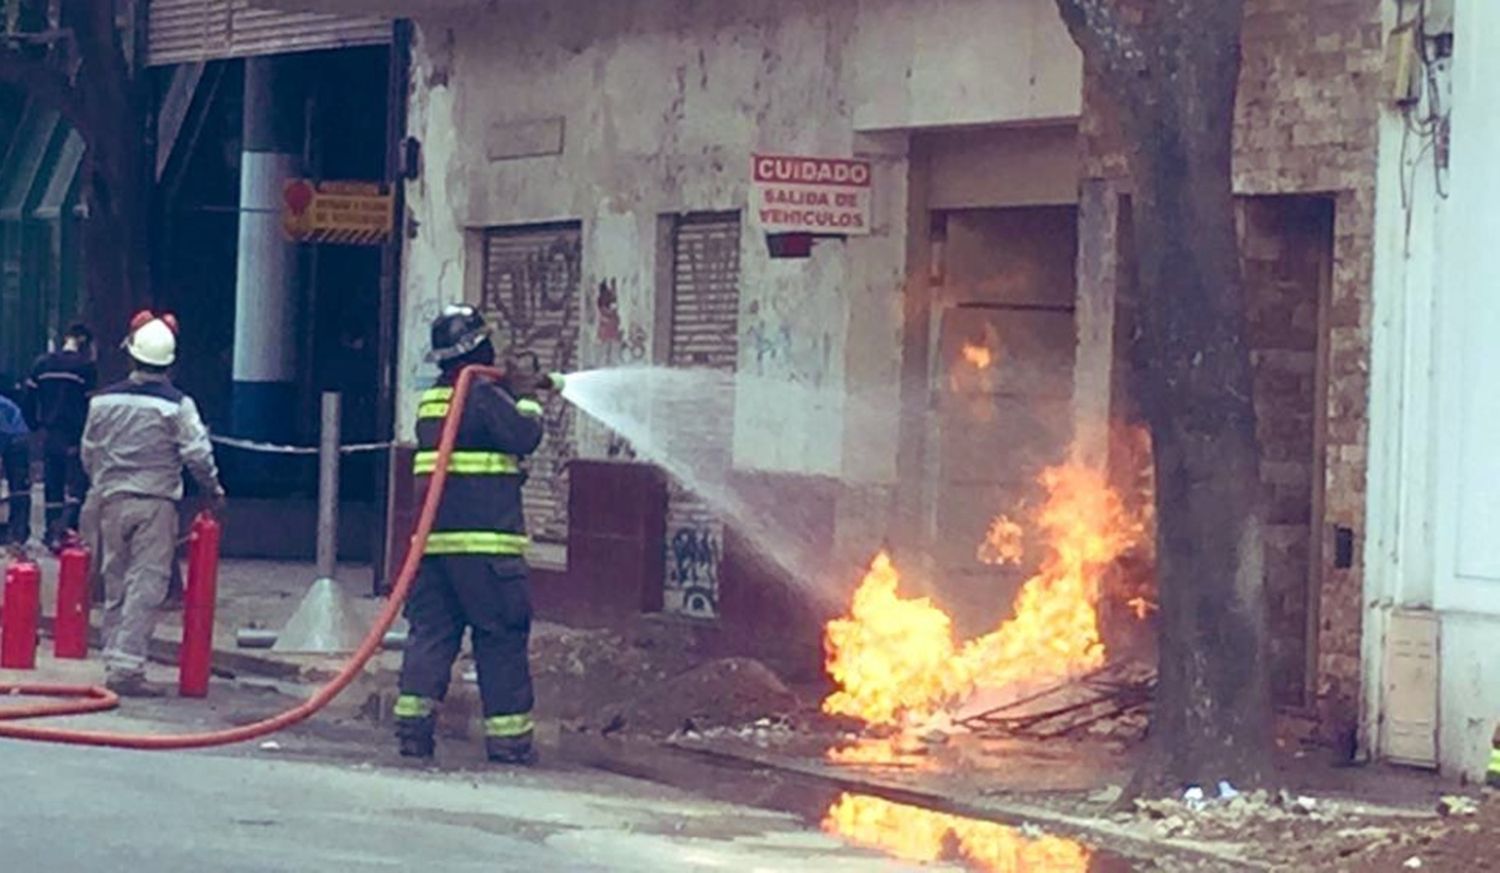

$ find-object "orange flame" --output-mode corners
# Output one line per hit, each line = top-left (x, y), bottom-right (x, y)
(823, 553), (970, 727)
(977, 515), (1024, 566)
(822, 793), (1091, 872)
(1126, 596), (1158, 619)
(962, 342), (994, 369)
(823, 464), (1146, 728)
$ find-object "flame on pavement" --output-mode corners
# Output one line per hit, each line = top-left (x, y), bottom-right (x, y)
(822, 793), (1090, 872)
(823, 464), (1147, 729)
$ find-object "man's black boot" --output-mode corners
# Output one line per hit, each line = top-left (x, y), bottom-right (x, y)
(395, 714), (437, 759)
(485, 733), (537, 765)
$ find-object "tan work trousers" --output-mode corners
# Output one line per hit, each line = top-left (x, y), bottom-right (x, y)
(98, 495), (177, 680)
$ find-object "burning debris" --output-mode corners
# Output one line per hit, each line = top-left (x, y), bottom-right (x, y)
(822, 463), (1151, 736)
(959, 661), (1156, 743)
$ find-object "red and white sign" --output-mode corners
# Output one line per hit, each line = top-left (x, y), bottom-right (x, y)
(752, 153), (872, 236)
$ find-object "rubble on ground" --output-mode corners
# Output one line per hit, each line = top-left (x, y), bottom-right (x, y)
(527, 620), (699, 723)
(588, 657), (799, 737)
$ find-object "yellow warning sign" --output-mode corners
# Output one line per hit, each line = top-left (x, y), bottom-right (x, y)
(282, 179), (394, 246)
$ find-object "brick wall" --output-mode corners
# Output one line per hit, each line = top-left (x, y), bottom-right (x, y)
(1081, 0), (1383, 732)
(1241, 196), (1336, 707)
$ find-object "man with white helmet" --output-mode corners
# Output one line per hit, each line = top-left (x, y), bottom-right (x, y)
(81, 312), (224, 696)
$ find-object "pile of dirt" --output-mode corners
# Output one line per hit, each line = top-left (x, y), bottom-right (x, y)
(529, 621), (698, 722)
(590, 657), (800, 737)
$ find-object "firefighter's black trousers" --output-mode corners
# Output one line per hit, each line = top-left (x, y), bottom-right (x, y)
(42, 432), (86, 538)
(2, 439), (30, 546)
(398, 556), (534, 719)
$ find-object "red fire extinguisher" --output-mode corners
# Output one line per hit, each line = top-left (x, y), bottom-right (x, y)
(178, 512), (221, 698)
(54, 543), (91, 659)
(2, 557), (41, 669)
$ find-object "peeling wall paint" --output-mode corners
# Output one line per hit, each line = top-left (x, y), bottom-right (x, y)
(399, 0), (1078, 471)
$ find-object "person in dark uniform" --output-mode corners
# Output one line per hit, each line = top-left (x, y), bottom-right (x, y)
(393, 305), (562, 765)
(26, 323), (97, 550)
(0, 379), (31, 552)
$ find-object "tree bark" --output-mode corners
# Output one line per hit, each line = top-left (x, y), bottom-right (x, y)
(1055, 0), (1273, 793)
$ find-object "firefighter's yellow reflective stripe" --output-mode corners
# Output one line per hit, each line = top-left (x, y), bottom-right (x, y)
(1490, 747), (1500, 773)
(418, 387), (455, 420)
(484, 712), (534, 738)
(516, 398), (544, 418)
(423, 531), (529, 556)
(413, 451), (520, 475)
(393, 694), (435, 718)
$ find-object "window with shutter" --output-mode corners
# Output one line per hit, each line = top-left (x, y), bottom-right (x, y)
(479, 223), (582, 548)
(147, 0), (390, 67)
(663, 212), (741, 617)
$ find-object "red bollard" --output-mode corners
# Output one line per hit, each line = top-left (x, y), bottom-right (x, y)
(54, 544), (91, 659)
(178, 512), (221, 698)
(2, 559), (41, 669)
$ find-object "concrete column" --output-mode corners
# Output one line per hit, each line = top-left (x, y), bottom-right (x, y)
(1071, 178), (1119, 472)
(232, 57), (302, 441)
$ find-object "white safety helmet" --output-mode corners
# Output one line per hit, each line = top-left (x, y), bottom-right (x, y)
(124, 312), (179, 367)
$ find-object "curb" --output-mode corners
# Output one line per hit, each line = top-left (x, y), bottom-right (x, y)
(36, 615), (305, 681)
(560, 731), (1267, 871)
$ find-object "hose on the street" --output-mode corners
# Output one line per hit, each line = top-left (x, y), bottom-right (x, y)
(0, 364), (499, 748)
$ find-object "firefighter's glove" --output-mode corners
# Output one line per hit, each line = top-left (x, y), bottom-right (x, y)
(505, 371), (549, 400)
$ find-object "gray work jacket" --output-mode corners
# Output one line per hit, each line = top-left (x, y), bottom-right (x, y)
(81, 372), (221, 503)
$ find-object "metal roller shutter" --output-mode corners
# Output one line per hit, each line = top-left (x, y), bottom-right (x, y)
(663, 212), (741, 617)
(479, 224), (582, 547)
(147, 0), (390, 67)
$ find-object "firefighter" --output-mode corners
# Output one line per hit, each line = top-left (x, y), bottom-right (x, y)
(82, 313), (224, 697)
(0, 384), (30, 552)
(394, 304), (561, 764)
(26, 323), (97, 551)
(1489, 722), (1499, 789)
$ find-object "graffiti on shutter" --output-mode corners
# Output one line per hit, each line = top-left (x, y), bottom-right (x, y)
(480, 224), (582, 546)
(664, 213), (741, 618)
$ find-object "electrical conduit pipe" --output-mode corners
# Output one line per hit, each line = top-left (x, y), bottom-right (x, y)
(0, 364), (502, 748)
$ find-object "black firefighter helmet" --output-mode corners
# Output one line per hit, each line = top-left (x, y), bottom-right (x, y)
(427, 304), (493, 364)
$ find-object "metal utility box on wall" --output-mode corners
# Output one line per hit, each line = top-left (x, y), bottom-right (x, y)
(1382, 609), (1440, 768)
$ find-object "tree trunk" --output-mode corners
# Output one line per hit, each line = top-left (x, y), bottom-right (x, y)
(69, 0), (153, 377)
(1055, 0), (1273, 793)
(2, 0), (152, 378)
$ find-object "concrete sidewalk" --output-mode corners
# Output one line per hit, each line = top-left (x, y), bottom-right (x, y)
(11, 554), (392, 678)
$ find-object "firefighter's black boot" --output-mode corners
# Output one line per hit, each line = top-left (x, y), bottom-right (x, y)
(395, 714), (437, 759)
(484, 733), (537, 766)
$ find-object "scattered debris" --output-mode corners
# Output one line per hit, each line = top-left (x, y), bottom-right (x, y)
(258, 740), (281, 751)
(1437, 795), (1479, 817)
(593, 657), (797, 737)
(1088, 784), (1124, 806)
(1403, 856), (1423, 869)
(958, 660), (1156, 742)
(1182, 786), (1207, 811)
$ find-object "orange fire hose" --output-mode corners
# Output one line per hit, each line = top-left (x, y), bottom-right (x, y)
(0, 364), (498, 748)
